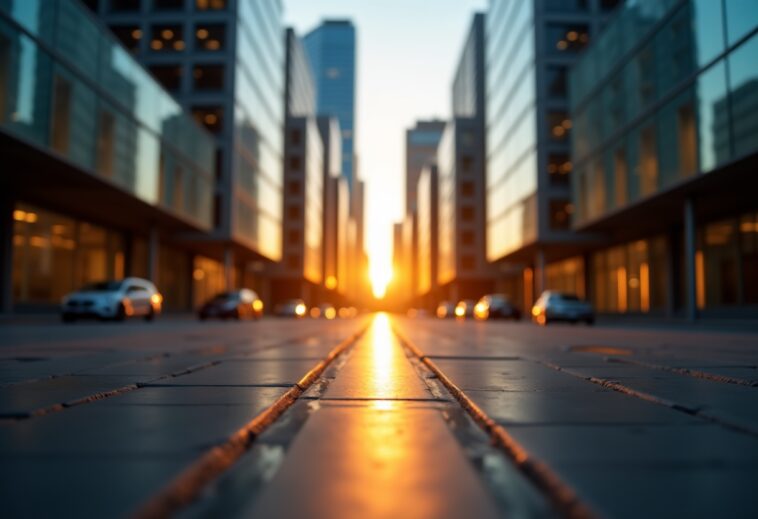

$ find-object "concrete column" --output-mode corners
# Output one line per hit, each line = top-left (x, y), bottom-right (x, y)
(684, 199), (698, 321)
(147, 227), (159, 284)
(224, 246), (234, 291)
(535, 249), (546, 297)
(666, 231), (678, 318)
(0, 196), (14, 314)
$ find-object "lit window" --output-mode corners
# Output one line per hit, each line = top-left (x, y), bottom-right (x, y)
(548, 112), (571, 140)
(548, 24), (589, 53)
(461, 206), (474, 221)
(191, 106), (223, 133)
(196, 0), (226, 10)
(194, 24), (225, 51)
(549, 200), (573, 230)
(110, 0), (140, 12)
(460, 180), (474, 197)
(548, 153), (571, 184)
(150, 24), (184, 52)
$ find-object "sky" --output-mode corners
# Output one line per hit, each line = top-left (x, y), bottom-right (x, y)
(284, 0), (488, 290)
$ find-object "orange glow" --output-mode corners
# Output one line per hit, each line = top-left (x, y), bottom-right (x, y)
(640, 262), (650, 312)
(474, 302), (488, 320)
(295, 303), (307, 317)
(310, 307), (321, 318)
(252, 299), (263, 312)
(696, 250), (705, 310)
(370, 258), (393, 299)
(325, 276), (337, 290)
(617, 267), (627, 312)
(454, 305), (465, 318)
(324, 307), (337, 320)
(150, 293), (163, 306)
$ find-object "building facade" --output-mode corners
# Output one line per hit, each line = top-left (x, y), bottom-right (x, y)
(436, 13), (491, 302)
(416, 164), (439, 304)
(304, 20), (356, 191)
(0, 0), (216, 311)
(275, 28), (322, 306)
(88, 0), (286, 305)
(485, 0), (621, 311)
(570, 0), (758, 319)
(405, 120), (445, 214)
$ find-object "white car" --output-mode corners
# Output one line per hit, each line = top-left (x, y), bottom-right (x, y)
(532, 291), (594, 325)
(61, 278), (163, 322)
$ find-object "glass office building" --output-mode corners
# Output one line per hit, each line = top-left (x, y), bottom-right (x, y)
(0, 0), (216, 310)
(485, 0), (620, 309)
(88, 0), (286, 288)
(571, 0), (758, 318)
(304, 20), (356, 191)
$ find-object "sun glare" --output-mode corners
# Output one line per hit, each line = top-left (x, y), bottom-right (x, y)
(370, 258), (393, 299)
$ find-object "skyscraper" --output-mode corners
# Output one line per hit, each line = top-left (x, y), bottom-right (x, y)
(89, 0), (286, 304)
(485, 0), (620, 310)
(436, 12), (490, 303)
(304, 20), (357, 191)
(405, 120), (445, 214)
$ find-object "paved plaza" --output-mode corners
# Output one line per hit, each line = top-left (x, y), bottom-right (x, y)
(1, 315), (757, 518)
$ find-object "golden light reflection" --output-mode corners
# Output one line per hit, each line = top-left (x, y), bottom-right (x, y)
(372, 313), (394, 393)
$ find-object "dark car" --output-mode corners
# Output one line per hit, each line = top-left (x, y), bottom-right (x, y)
(198, 289), (263, 320)
(475, 294), (521, 320)
(532, 291), (594, 325)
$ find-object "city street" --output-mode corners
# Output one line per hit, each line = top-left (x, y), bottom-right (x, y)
(1, 315), (757, 518)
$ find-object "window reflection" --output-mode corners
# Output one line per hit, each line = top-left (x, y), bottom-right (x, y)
(195, 24), (225, 51)
(110, 25), (142, 52)
(548, 111), (571, 140)
(192, 105), (223, 133)
(193, 64), (224, 90)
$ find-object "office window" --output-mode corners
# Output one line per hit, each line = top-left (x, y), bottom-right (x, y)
(196, 0), (226, 10)
(548, 153), (571, 185)
(547, 24), (589, 53)
(191, 106), (223, 133)
(461, 206), (474, 221)
(288, 181), (301, 195)
(192, 64), (224, 90)
(549, 200), (572, 230)
(461, 255), (475, 271)
(51, 75), (72, 154)
(640, 126), (659, 196)
(287, 206), (300, 219)
(289, 156), (301, 171)
(460, 180), (474, 197)
(547, 66), (568, 98)
(291, 128), (302, 145)
(545, 0), (588, 12)
(150, 25), (185, 51)
(153, 0), (184, 10)
(678, 104), (697, 178)
(97, 110), (115, 178)
(195, 24), (225, 51)
(460, 155), (474, 174)
(288, 230), (300, 245)
(149, 64), (182, 91)
(614, 149), (627, 208)
(548, 112), (571, 141)
(462, 231), (474, 246)
(110, 0), (140, 12)
(109, 26), (142, 52)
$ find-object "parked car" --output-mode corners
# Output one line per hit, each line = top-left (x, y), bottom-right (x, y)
(436, 301), (456, 319)
(454, 299), (476, 318)
(61, 278), (162, 322)
(198, 289), (263, 320)
(276, 299), (307, 318)
(474, 294), (521, 320)
(532, 291), (595, 325)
